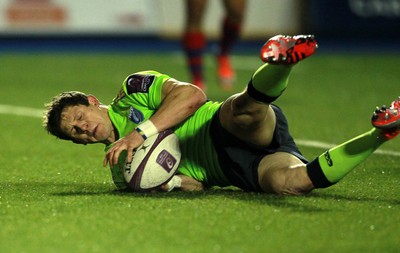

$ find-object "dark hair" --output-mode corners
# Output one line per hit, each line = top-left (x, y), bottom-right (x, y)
(43, 91), (89, 142)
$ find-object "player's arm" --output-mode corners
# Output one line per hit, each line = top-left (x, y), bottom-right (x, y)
(159, 175), (205, 192)
(104, 79), (206, 167)
(148, 78), (206, 133)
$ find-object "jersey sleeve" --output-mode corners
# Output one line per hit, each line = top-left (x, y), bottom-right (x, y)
(115, 70), (171, 110)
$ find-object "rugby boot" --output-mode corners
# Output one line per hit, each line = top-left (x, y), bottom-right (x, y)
(371, 96), (400, 140)
(260, 35), (318, 65)
(217, 55), (235, 91)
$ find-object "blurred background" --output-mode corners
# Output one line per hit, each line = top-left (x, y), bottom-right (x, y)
(0, 0), (399, 52)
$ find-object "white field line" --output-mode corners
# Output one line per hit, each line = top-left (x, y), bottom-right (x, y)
(0, 104), (44, 118)
(1, 104), (399, 157)
(295, 139), (400, 157)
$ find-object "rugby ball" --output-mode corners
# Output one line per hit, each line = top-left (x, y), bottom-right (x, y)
(124, 130), (181, 192)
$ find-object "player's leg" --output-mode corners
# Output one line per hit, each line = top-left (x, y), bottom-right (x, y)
(306, 99), (400, 189)
(220, 35), (317, 145)
(250, 34), (317, 100)
(251, 36), (399, 193)
(257, 152), (312, 195)
(257, 128), (393, 195)
(256, 96), (400, 194)
(182, 0), (208, 90)
(220, 34), (400, 194)
(220, 35), (314, 193)
(217, 0), (246, 90)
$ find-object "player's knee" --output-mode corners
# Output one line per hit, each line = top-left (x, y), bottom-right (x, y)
(260, 166), (313, 196)
(230, 95), (267, 129)
(274, 182), (312, 196)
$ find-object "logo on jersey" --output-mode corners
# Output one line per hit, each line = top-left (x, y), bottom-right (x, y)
(128, 106), (144, 124)
(126, 74), (155, 94)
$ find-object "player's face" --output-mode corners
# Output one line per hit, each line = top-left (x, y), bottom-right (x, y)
(60, 96), (114, 144)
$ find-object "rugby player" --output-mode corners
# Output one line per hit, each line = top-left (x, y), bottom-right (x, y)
(43, 35), (400, 194)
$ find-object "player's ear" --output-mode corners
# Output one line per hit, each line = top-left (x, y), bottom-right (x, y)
(87, 95), (100, 106)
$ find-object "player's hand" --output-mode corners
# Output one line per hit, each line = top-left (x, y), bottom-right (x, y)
(159, 175), (204, 192)
(103, 131), (144, 167)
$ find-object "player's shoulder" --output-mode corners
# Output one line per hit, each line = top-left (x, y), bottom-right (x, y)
(123, 70), (170, 94)
(124, 70), (168, 83)
(111, 70), (172, 105)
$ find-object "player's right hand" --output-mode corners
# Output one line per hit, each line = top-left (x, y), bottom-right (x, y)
(103, 130), (144, 167)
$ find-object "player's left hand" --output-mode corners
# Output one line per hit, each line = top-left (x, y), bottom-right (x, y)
(158, 175), (204, 192)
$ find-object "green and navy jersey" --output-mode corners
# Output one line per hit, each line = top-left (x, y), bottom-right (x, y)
(106, 70), (230, 189)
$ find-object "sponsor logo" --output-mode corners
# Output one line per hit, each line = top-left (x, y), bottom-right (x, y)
(128, 106), (144, 124)
(324, 151), (333, 166)
(126, 74), (155, 94)
(156, 150), (176, 173)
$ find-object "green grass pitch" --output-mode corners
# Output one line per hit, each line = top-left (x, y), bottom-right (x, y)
(0, 48), (399, 253)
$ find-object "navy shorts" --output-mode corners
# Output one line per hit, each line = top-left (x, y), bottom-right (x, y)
(210, 104), (308, 192)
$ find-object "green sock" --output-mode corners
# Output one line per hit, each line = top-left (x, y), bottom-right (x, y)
(307, 128), (387, 188)
(247, 64), (292, 103)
